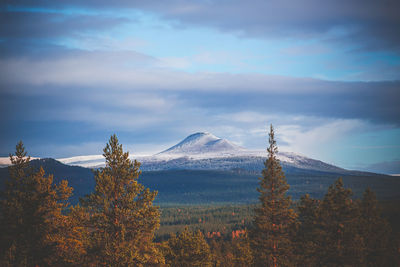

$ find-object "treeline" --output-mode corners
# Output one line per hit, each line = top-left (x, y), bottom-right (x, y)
(157, 205), (254, 241)
(1, 128), (399, 266)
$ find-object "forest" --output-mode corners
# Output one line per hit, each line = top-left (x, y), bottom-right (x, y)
(1, 126), (399, 266)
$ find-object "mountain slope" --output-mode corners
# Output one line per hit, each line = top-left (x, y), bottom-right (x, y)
(159, 132), (244, 155)
(1, 159), (399, 205)
(0, 132), (371, 175)
(140, 132), (347, 173)
(0, 158), (95, 203)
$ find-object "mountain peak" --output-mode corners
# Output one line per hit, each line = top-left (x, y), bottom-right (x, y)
(159, 132), (243, 155)
(185, 132), (215, 140)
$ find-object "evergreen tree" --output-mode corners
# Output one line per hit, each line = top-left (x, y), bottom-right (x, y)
(46, 204), (89, 266)
(163, 227), (212, 267)
(316, 178), (365, 266)
(0, 141), (74, 266)
(359, 188), (393, 267)
(83, 134), (163, 266)
(208, 237), (233, 267)
(231, 231), (254, 267)
(295, 194), (320, 267)
(250, 125), (297, 267)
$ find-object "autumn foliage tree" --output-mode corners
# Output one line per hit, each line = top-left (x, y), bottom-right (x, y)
(358, 188), (394, 266)
(230, 231), (254, 266)
(0, 141), (76, 266)
(250, 125), (297, 266)
(163, 227), (212, 267)
(295, 194), (320, 266)
(83, 134), (163, 266)
(46, 204), (89, 266)
(1, 133), (398, 266)
(316, 178), (365, 266)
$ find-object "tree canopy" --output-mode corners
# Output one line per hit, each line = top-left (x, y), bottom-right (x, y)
(250, 125), (297, 266)
(83, 134), (163, 266)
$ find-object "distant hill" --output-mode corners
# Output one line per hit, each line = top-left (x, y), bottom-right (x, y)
(1, 132), (380, 177)
(159, 132), (245, 155)
(55, 132), (359, 176)
(0, 158), (95, 203)
(1, 158), (399, 205)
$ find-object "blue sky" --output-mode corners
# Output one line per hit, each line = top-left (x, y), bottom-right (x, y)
(0, 0), (399, 174)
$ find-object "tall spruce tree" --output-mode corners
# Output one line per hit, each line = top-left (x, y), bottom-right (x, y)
(163, 227), (212, 267)
(359, 188), (393, 267)
(0, 141), (74, 266)
(250, 125), (297, 267)
(296, 194), (320, 267)
(231, 231), (254, 267)
(46, 204), (89, 266)
(316, 178), (365, 266)
(84, 134), (163, 266)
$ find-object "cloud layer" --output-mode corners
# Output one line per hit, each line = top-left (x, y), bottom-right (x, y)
(3, 0), (399, 53)
(0, 1), (399, 173)
(1, 48), (399, 126)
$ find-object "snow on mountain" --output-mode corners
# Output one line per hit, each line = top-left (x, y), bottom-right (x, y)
(157, 132), (245, 158)
(138, 132), (345, 173)
(57, 155), (105, 168)
(0, 132), (346, 174)
(0, 156), (40, 167)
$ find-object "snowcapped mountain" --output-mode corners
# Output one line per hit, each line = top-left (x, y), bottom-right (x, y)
(0, 156), (40, 168)
(159, 132), (245, 156)
(138, 132), (345, 173)
(0, 132), (347, 174)
(57, 155), (105, 168)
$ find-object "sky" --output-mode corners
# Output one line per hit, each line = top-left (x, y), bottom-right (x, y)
(0, 0), (399, 174)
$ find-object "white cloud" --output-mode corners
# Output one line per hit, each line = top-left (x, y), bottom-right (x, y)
(89, 92), (176, 111)
(157, 57), (191, 69)
(218, 111), (273, 123)
(276, 119), (368, 158)
(0, 50), (328, 93)
(197, 111), (372, 161)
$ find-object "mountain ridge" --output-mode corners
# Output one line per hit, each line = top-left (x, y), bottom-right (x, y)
(159, 132), (244, 155)
(0, 132), (366, 175)
(50, 132), (350, 174)
(1, 158), (397, 205)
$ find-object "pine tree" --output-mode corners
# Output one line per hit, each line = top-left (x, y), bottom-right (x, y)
(83, 134), (163, 266)
(0, 141), (31, 265)
(208, 237), (233, 267)
(0, 141), (74, 266)
(231, 231), (254, 267)
(359, 188), (393, 267)
(250, 125), (297, 267)
(163, 227), (212, 267)
(316, 178), (365, 266)
(46, 204), (89, 266)
(296, 194), (320, 267)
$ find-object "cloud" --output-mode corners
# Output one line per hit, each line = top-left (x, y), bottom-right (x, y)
(35, 142), (105, 158)
(88, 92), (176, 111)
(0, 50), (320, 91)
(149, 0), (400, 53)
(218, 111), (273, 124)
(0, 10), (130, 40)
(0, 47), (399, 127)
(200, 113), (374, 158)
(4, 0), (398, 54)
(276, 119), (367, 152)
(1, 1), (399, 168)
(362, 160), (400, 174)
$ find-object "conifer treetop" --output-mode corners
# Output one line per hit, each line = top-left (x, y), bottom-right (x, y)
(9, 141), (30, 166)
(251, 124), (297, 267)
(84, 134), (163, 266)
(267, 124), (278, 160)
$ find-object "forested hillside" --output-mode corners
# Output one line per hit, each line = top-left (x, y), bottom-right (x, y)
(1, 160), (399, 205)
(1, 130), (399, 266)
